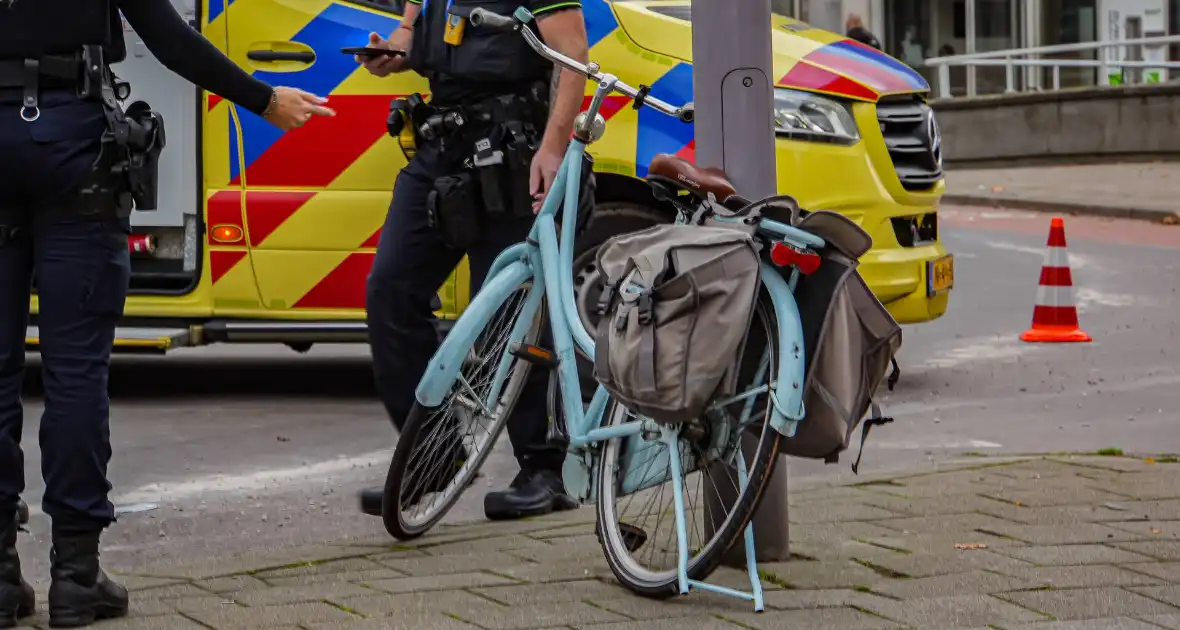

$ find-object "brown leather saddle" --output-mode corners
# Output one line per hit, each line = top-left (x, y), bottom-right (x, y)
(645, 153), (751, 210)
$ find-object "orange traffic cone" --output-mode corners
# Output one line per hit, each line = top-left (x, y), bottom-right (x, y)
(1020, 217), (1092, 343)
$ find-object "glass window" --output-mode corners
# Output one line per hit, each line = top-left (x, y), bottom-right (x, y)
(883, 0), (943, 90)
(353, 0), (405, 13)
(973, 0), (1023, 94)
(1041, 0), (1099, 88)
(612, 0), (800, 15)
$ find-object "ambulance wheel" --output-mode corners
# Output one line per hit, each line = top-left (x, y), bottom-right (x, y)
(572, 202), (669, 398)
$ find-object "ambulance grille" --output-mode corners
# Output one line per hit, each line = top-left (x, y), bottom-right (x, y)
(875, 96), (943, 192)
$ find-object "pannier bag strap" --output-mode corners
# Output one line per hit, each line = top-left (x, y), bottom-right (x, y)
(614, 264), (660, 394)
(850, 402), (893, 475)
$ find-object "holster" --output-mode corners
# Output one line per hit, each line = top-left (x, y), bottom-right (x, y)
(472, 119), (536, 219)
(85, 45), (167, 215)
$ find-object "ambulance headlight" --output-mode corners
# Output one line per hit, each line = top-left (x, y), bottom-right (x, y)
(773, 88), (860, 145)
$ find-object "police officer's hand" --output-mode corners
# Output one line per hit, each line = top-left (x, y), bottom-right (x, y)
(265, 87), (336, 131)
(530, 146), (565, 214)
(358, 31), (410, 77)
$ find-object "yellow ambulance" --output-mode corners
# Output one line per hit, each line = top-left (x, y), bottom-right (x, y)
(26, 0), (952, 353)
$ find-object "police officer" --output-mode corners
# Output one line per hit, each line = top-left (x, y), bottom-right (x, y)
(355, 0), (590, 521)
(0, 0), (332, 627)
(845, 13), (882, 50)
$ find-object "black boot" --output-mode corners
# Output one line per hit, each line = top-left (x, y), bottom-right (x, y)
(359, 470), (482, 517)
(484, 469), (577, 521)
(359, 443), (473, 517)
(47, 530), (128, 628)
(0, 507), (34, 629)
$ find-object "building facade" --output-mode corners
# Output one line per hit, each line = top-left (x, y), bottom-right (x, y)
(783, 0), (1177, 95)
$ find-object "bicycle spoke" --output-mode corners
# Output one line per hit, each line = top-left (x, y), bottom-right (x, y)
(395, 287), (534, 529)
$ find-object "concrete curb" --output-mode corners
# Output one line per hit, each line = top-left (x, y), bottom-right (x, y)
(942, 193), (1180, 224)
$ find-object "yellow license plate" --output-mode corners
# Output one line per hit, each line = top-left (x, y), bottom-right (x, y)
(927, 255), (954, 296)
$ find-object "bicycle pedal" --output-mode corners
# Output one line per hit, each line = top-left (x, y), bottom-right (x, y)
(509, 342), (558, 370)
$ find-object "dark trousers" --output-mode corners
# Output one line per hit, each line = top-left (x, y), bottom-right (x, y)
(0, 90), (127, 531)
(366, 143), (563, 472)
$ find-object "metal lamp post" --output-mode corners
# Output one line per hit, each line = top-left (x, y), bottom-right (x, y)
(693, 0), (793, 564)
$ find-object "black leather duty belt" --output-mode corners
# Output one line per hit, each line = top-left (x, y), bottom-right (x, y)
(0, 54), (81, 89)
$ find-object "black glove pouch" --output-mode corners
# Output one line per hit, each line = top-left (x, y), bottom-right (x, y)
(427, 172), (482, 249)
(476, 141), (534, 220)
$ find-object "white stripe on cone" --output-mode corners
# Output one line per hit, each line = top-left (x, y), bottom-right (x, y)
(1036, 284), (1076, 308)
(1043, 245), (1070, 268)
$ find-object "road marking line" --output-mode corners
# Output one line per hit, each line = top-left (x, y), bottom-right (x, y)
(871, 439), (1003, 450)
(1075, 288), (1147, 312)
(983, 240), (1094, 270)
(887, 371), (1180, 418)
(112, 449), (393, 504)
(921, 334), (1036, 369)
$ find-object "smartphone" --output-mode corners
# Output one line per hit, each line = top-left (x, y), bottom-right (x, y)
(341, 46), (407, 58)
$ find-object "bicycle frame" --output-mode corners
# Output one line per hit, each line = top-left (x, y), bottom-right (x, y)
(411, 5), (829, 613)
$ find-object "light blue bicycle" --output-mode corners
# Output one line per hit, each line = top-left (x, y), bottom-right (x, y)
(380, 6), (827, 611)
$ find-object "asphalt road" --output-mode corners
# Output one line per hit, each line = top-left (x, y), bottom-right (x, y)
(12, 206), (1180, 584)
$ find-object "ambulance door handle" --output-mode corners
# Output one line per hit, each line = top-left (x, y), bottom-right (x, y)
(247, 50), (317, 63)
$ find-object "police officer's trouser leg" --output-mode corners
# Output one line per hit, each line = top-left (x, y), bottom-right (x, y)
(363, 147), (471, 517)
(0, 91), (132, 627)
(0, 209), (35, 628)
(35, 213), (131, 628)
(364, 145), (571, 520)
(461, 190), (573, 521)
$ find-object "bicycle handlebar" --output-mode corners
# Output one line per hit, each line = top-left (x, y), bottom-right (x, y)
(468, 7), (694, 124)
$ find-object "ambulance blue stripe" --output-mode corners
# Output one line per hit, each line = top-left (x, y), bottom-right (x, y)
(207, 0), (233, 24)
(229, 3), (399, 181)
(583, 0), (619, 49)
(634, 62), (694, 179)
(828, 40), (928, 90)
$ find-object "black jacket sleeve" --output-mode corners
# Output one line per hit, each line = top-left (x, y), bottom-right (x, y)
(117, 0), (275, 116)
(846, 27), (882, 51)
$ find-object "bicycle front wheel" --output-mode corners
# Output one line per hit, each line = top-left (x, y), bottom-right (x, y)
(595, 293), (783, 597)
(383, 284), (541, 540)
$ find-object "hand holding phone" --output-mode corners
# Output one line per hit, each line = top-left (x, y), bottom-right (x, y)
(341, 46), (407, 58)
(353, 32), (411, 77)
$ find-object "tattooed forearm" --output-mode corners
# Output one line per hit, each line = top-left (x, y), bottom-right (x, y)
(549, 69), (561, 115)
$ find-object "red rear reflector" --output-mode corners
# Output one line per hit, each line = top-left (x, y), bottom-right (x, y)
(127, 234), (156, 254)
(769, 241), (821, 275)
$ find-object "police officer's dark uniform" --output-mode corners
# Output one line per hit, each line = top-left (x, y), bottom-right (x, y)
(360, 0), (588, 521)
(0, 0), (278, 626)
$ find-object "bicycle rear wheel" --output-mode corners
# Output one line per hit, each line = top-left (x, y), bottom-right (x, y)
(383, 284), (541, 540)
(595, 293), (782, 597)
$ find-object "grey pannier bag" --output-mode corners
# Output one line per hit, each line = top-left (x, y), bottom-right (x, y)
(593, 223), (762, 425)
(776, 210), (903, 473)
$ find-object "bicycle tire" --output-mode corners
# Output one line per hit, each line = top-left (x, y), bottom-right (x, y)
(595, 294), (783, 597)
(382, 287), (542, 540)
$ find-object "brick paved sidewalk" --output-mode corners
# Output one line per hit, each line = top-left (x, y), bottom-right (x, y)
(945, 163), (1180, 224)
(17, 454), (1180, 630)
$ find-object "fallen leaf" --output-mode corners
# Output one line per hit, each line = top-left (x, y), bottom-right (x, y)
(1013, 500), (1023, 507)
(1151, 528), (1162, 535)
(991, 185), (1005, 192)
(955, 543), (988, 550)
(1145, 457), (1156, 464)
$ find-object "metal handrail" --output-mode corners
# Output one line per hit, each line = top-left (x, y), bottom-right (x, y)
(925, 35), (1180, 98)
